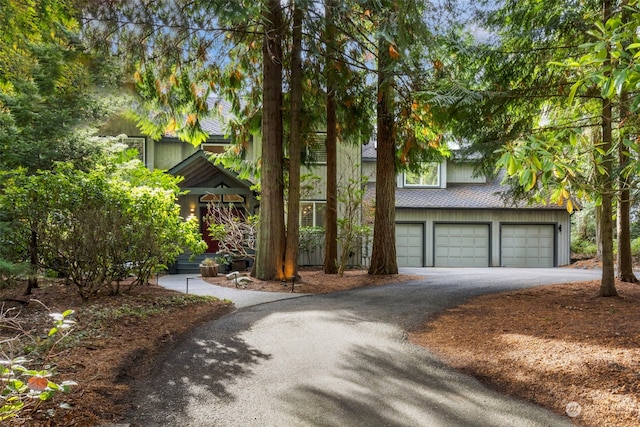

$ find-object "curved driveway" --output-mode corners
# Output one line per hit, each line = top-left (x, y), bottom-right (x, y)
(126, 268), (600, 426)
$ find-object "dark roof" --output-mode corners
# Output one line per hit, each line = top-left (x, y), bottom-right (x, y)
(163, 97), (231, 138)
(365, 176), (568, 210)
(199, 97), (231, 135)
(362, 140), (377, 160)
(168, 150), (253, 189)
(362, 140), (567, 211)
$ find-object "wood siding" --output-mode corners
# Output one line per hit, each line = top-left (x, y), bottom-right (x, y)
(395, 208), (571, 267)
(152, 139), (199, 171)
(301, 142), (362, 203)
(363, 161), (376, 182)
(445, 162), (485, 184)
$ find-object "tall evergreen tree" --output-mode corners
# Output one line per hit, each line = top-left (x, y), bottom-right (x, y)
(323, 0), (339, 275)
(284, 0), (304, 280)
(256, 0), (286, 279)
(465, 0), (640, 295)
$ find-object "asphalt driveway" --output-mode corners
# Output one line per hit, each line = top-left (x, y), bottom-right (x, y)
(126, 268), (601, 426)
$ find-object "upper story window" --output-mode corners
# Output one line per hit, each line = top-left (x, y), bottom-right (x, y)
(300, 201), (326, 227)
(301, 133), (327, 164)
(404, 162), (440, 187)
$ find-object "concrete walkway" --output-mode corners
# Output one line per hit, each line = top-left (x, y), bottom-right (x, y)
(158, 274), (309, 308)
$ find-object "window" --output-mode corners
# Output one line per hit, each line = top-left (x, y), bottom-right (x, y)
(301, 133), (327, 164)
(404, 162), (440, 187)
(300, 201), (326, 227)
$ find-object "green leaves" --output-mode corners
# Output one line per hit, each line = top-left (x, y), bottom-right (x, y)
(1, 153), (205, 299)
(0, 309), (77, 421)
(47, 310), (76, 337)
(0, 0), (122, 172)
(551, 3), (640, 108)
(496, 128), (588, 213)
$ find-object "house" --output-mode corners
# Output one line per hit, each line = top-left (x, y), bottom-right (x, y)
(362, 142), (572, 268)
(101, 98), (362, 272)
(103, 97), (570, 271)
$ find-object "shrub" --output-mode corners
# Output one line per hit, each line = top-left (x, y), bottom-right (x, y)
(0, 308), (77, 421)
(299, 227), (324, 266)
(571, 236), (597, 256)
(0, 161), (207, 300)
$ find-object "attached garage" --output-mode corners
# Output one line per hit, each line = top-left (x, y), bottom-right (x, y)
(434, 223), (490, 267)
(395, 223), (424, 267)
(501, 224), (556, 267)
(366, 148), (572, 268)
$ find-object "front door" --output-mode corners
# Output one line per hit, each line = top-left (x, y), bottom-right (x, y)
(200, 207), (219, 253)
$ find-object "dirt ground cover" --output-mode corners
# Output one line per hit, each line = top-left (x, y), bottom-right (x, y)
(0, 280), (233, 426)
(2, 265), (639, 427)
(200, 267), (414, 293)
(410, 278), (640, 427)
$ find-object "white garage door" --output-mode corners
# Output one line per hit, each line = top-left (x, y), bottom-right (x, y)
(434, 224), (490, 267)
(395, 223), (424, 267)
(501, 224), (555, 268)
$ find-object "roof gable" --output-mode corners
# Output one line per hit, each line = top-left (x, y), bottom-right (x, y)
(168, 150), (252, 190)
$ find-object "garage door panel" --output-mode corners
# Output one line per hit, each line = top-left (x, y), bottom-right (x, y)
(502, 225), (554, 268)
(434, 224), (489, 267)
(396, 223), (423, 267)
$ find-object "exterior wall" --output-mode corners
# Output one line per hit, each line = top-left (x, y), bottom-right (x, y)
(362, 161), (376, 182)
(301, 164), (327, 199)
(247, 133), (261, 163)
(298, 241), (368, 269)
(179, 194), (200, 219)
(446, 162), (486, 184)
(395, 208), (572, 267)
(301, 142), (362, 201)
(297, 142), (364, 267)
(99, 115), (142, 137)
(151, 139), (199, 171)
(364, 159), (483, 186)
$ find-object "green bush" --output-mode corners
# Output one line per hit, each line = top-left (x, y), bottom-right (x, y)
(299, 227), (324, 265)
(571, 236), (597, 256)
(0, 160), (207, 300)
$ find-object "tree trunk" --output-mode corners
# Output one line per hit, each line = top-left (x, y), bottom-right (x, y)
(616, 9), (638, 283)
(369, 36), (398, 276)
(25, 229), (38, 295)
(599, 39), (617, 296)
(254, 0), (285, 280)
(323, 0), (338, 274)
(284, 2), (303, 280)
(595, 204), (602, 259)
(617, 186), (637, 282)
(617, 126), (637, 283)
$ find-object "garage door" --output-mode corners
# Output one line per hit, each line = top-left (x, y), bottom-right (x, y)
(501, 224), (555, 267)
(434, 224), (490, 267)
(395, 223), (424, 267)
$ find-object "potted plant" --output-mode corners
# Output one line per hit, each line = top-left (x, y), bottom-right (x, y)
(214, 253), (233, 274)
(199, 257), (218, 277)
